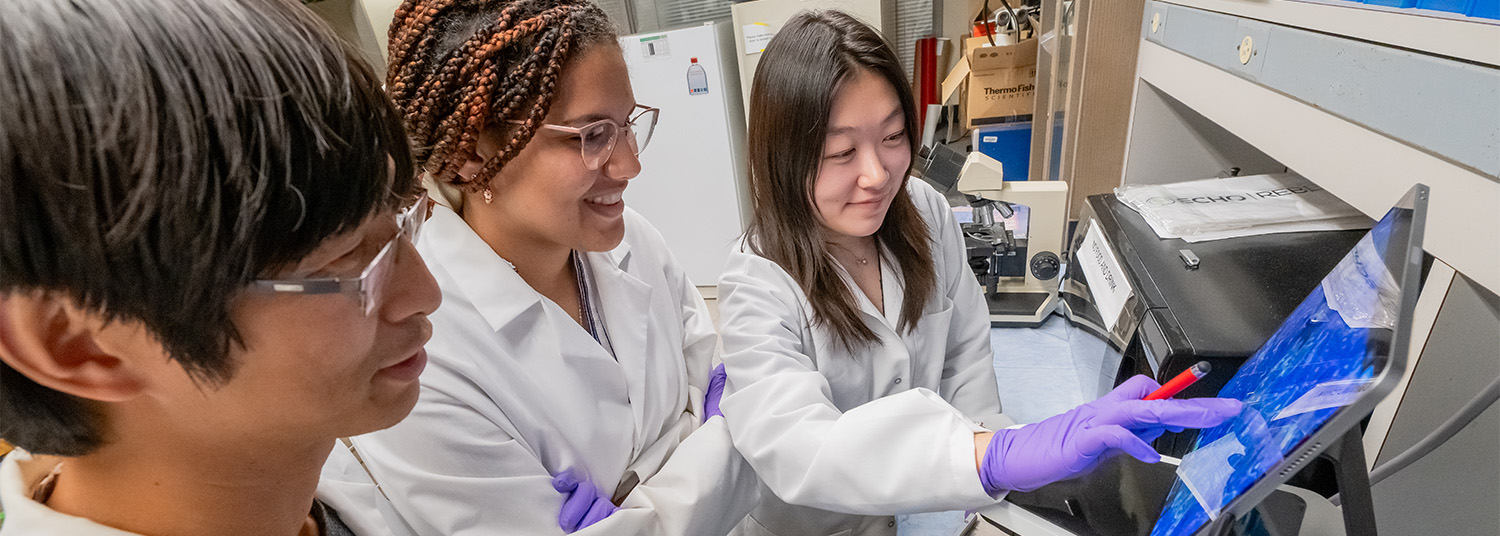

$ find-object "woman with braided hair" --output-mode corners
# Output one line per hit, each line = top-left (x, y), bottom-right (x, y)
(318, 1), (759, 535)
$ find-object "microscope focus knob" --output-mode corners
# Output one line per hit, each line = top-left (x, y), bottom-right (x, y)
(1030, 251), (1061, 280)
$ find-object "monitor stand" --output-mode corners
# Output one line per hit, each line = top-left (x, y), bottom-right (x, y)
(1207, 428), (1378, 536)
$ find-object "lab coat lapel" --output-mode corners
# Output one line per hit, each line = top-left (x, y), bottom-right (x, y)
(420, 205), (635, 475)
(833, 244), (905, 333)
(587, 243), (655, 435)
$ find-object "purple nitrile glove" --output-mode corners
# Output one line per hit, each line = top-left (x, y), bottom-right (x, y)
(704, 363), (726, 422)
(552, 471), (618, 533)
(978, 375), (1244, 494)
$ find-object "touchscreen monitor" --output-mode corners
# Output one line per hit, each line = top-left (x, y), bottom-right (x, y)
(1149, 185), (1427, 536)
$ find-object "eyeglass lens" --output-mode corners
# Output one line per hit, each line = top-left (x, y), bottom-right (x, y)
(630, 107), (657, 155)
(359, 195), (429, 315)
(579, 108), (658, 170)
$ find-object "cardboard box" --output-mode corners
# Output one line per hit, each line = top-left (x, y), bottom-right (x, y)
(964, 36), (1038, 129)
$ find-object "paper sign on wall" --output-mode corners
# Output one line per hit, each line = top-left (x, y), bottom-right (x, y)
(743, 23), (774, 54)
(1078, 221), (1132, 331)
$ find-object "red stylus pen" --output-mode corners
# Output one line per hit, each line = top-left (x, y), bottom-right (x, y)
(1144, 361), (1211, 400)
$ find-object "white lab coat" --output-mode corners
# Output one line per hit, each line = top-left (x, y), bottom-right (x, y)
(0, 451), (135, 536)
(319, 205), (759, 536)
(717, 179), (1009, 536)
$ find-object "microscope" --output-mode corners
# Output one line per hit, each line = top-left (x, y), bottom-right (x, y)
(916, 144), (1068, 327)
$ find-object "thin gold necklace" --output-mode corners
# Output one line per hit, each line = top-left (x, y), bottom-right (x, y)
(833, 240), (879, 266)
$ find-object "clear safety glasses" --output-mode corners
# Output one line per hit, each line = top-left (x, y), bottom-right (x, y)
(249, 193), (431, 316)
(523, 104), (659, 171)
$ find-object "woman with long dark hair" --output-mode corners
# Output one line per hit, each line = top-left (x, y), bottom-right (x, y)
(716, 11), (1241, 535)
(318, 1), (758, 534)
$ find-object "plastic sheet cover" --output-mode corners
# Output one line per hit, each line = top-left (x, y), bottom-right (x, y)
(1114, 174), (1370, 243)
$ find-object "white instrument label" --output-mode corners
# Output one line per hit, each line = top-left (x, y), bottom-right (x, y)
(1079, 221), (1132, 331)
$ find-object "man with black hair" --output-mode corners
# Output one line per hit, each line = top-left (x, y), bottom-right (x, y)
(0, 0), (440, 534)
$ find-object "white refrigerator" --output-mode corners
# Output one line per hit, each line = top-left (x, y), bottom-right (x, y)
(619, 22), (750, 288)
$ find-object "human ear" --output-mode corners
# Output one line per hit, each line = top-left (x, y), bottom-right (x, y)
(459, 128), (513, 179)
(0, 292), (151, 403)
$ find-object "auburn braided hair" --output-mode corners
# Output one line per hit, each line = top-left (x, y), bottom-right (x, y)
(387, 0), (617, 192)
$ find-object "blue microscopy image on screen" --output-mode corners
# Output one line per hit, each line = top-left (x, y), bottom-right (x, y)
(1149, 208), (1405, 536)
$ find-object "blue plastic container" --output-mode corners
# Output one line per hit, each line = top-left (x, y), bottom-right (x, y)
(973, 122), (1033, 181)
(1364, 0), (1419, 7)
(1416, 0), (1470, 13)
(1468, 0), (1499, 18)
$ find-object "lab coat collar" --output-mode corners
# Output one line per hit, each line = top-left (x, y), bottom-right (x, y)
(422, 206), (645, 335)
(419, 204), (546, 333)
(597, 237), (633, 270)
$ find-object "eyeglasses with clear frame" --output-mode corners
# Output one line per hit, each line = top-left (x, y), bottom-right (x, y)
(513, 104), (659, 170)
(249, 193), (431, 316)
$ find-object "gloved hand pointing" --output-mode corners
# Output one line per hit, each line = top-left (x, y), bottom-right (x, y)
(978, 375), (1243, 494)
(552, 471), (618, 533)
(704, 363), (727, 422)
